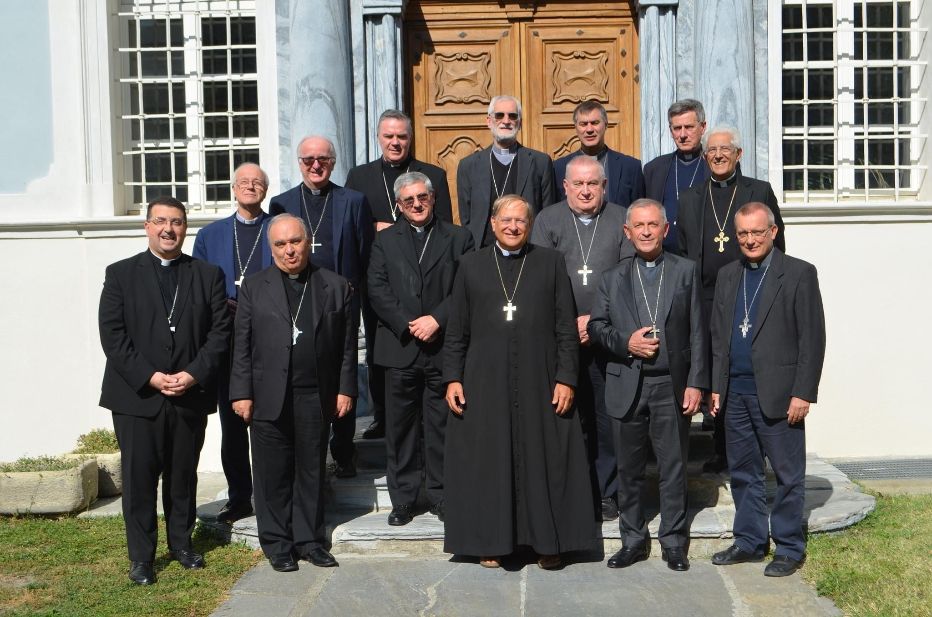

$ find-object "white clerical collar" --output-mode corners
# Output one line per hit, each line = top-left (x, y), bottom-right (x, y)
(151, 250), (180, 267)
(712, 171), (737, 188)
(303, 182), (328, 196)
(676, 148), (702, 162)
(492, 144), (517, 156)
(495, 242), (525, 257)
(235, 211), (262, 225)
(410, 214), (434, 234)
(637, 253), (664, 268)
(746, 250), (774, 270)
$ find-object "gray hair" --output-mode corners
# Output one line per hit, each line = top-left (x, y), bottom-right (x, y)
(491, 194), (534, 225)
(231, 162), (269, 189)
(626, 198), (668, 225)
(572, 100), (608, 126)
(702, 125), (741, 150)
(393, 171), (434, 201)
(295, 135), (337, 159)
(377, 109), (412, 136)
(267, 213), (310, 248)
(735, 202), (776, 226)
(487, 95), (523, 118)
(667, 99), (706, 124)
(565, 155), (606, 181)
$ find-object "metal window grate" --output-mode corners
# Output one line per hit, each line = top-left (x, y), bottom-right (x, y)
(116, 0), (259, 213)
(781, 0), (928, 204)
(833, 458), (932, 479)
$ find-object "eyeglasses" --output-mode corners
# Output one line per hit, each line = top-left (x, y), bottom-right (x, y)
(234, 180), (267, 189)
(736, 228), (772, 241)
(494, 217), (529, 228)
(491, 112), (520, 121)
(148, 217), (186, 228)
(298, 156), (334, 167)
(570, 180), (603, 190)
(399, 192), (432, 207)
(706, 146), (736, 156)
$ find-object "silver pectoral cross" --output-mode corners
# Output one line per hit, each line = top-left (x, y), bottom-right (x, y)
(292, 324), (303, 345)
(503, 301), (517, 321)
(739, 317), (751, 338)
(648, 325), (660, 339)
(235, 275), (244, 287)
(310, 235), (322, 254)
(714, 230), (730, 253)
(578, 264), (593, 286)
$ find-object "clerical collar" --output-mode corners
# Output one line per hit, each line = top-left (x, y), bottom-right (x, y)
(381, 156), (411, 170)
(410, 214), (434, 234)
(711, 171), (738, 188)
(492, 144), (517, 156)
(302, 182), (330, 196)
(235, 211), (262, 225)
(150, 250), (180, 267)
(676, 148), (702, 162)
(745, 250), (774, 270)
(282, 266), (309, 281)
(572, 204), (601, 224)
(495, 242), (525, 257)
(581, 146), (608, 161)
(636, 253), (664, 268)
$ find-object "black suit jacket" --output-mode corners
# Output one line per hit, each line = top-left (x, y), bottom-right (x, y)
(710, 249), (825, 419)
(456, 144), (556, 246)
(553, 148), (645, 208)
(345, 158), (453, 224)
(367, 219), (475, 370)
(643, 151), (714, 202)
(587, 253), (709, 418)
(676, 175), (786, 281)
(229, 264), (357, 421)
(98, 252), (231, 417)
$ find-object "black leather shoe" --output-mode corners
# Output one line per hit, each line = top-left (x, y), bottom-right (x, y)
(302, 547), (338, 568)
(600, 497), (619, 522)
(334, 455), (357, 478)
(361, 419), (385, 439)
(129, 561), (155, 585)
(702, 454), (729, 474)
(607, 546), (649, 568)
(269, 555), (298, 572)
(661, 547), (690, 571)
(171, 549), (205, 570)
(216, 500), (254, 525)
(764, 554), (805, 577)
(429, 501), (445, 522)
(388, 504), (414, 526)
(712, 544), (766, 565)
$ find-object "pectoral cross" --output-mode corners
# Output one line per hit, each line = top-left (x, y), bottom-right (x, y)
(503, 301), (517, 321)
(647, 325), (660, 339)
(578, 264), (593, 286)
(714, 230), (729, 253)
(235, 275), (244, 287)
(169, 326), (176, 333)
(739, 317), (751, 338)
(310, 235), (322, 254)
(292, 324), (303, 345)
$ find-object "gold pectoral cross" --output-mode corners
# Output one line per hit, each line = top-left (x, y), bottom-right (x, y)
(714, 230), (729, 253)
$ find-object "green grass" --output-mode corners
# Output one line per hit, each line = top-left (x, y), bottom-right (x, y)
(0, 456), (81, 473)
(804, 491), (932, 617)
(73, 429), (120, 454)
(0, 516), (261, 616)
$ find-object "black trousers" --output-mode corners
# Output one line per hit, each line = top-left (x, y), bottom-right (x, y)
(612, 375), (690, 550)
(576, 348), (618, 503)
(112, 402), (207, 562)
(251, 389), (329, 559)
(384, 358), (447, 507)
(217, 358), (253, 506)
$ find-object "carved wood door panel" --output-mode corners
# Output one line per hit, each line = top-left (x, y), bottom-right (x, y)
(405, 2), (639, 223)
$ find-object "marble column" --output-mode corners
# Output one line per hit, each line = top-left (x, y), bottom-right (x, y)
(276, 0), (355, 187)
(638, 0), (678, 164)
(361, 0), (406, 161)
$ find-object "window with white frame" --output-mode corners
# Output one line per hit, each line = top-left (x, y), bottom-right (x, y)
(116, 0), (259, 213)
(781, 0), (926, 203)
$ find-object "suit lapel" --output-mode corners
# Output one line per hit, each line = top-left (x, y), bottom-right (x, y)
(172, 257), (193, 325)
(514, 145), (531, 196)
(720, 265), (741, 354)
(137, 253), (169, 323)
(420, 220), (452, 276)
(329, 186), (348, 265)
(657, 256), (676, 328)
(263, 267), (291, 326)
(475, 148), (493, 222)
(617, 260), (639, 323)
(751, 250), (784, 343)
(220, 215), (237, 285)
(394, 223), (420, 273)
(310, 267), (329, 334)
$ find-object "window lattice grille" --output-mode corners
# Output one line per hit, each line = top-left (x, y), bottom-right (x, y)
(116, 0), (259, 213)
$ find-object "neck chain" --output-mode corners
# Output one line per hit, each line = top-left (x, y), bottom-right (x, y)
(634, 259), (664, 339)
(381, 162), (410, 221)
(492, 248), (527, 322)
(674, 155), (702, 200)
(289, 276), (310, 346)
(740, 264), (770, 338)
(571, 206), (601, 286)
(489, 150), (516, 199)
(166, 279), (179, 333)
(300, 185), (331, 254)
(708, 181), (738, 253)
(416, 226), (434, 264)
(233, 217), (266, 286)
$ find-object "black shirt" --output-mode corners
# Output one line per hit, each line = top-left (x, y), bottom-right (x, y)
(283, 269), (318, 390)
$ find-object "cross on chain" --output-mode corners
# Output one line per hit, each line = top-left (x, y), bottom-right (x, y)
(739, 317), (751, 338)
(310, 236), (322, 254)
(292, 324), (303, 345)
(503, 301), (517, 321)
(578, 264), (593, 286)
(714, 230), (729, 253)
(235, 275), (244, 287)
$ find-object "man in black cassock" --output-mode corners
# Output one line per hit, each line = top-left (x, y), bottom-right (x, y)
(443, 195), (597, 570)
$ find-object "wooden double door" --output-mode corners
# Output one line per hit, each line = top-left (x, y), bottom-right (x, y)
(405, 1), (640, 222)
